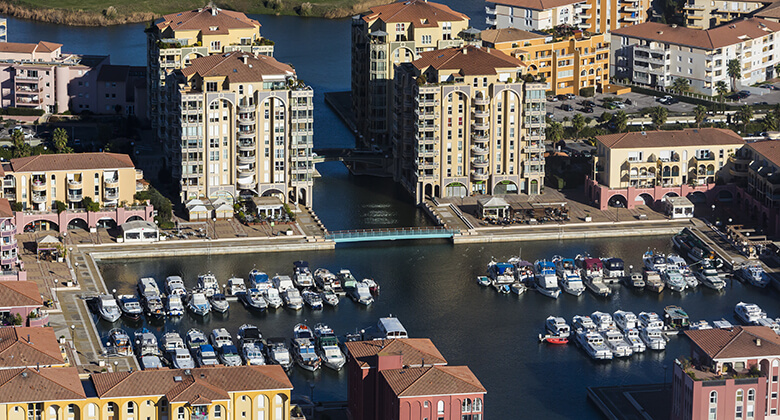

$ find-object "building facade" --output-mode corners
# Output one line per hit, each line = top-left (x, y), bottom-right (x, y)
(146, 6), (274, 143)
(393, 45), (546, 203)
(611, 19), (780, 95)
(671, 326), (780, 420)
(481, 27), (609, 94)
(730, 139), (780, 236)
(168, 52), (314, 205)
(0, 199), (17, 272)
(586, 128), (745, 210)
(351, 0), (470, 149)
(96, 65), (147, 117)
(485, 0), (649, 37)
(684, 0), (771, 29)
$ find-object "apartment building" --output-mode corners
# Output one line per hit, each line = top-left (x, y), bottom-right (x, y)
(351, 0), (470, 149)
(684, 0), (771, 29)
(96, 65), (147, 116)
(586, 128), (744, 210)
(611, 19), (780, 94)
(0, 365), (294, 420)
(485, 0), (649, 38)
(167, 51), (315, 205)
(345, 338), (486, 420)
(0, 199), (17, 272)
(671, 326), (780, 420)
(146, 6), (274, 142)
(0, 327), (68, 369)
(482, 27), (609, 94)
(731, 139), (780, 235)
(393, 45), (547, 203)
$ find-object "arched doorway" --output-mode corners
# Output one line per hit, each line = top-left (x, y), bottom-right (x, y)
(23, 220), (59, 233)
(125, 215), (143, 223)
(493, 180), (518, 195)
(445, 182), (467, 198)
(608, 194), (627, 208)
(635, 193), (654, 207)
(687, 191), (707, 204)
(424, 184), (433, 198)
(67, 218), (88, 231)
(529, 180), (539, 195)
(717, 190), (733, 202)
(96, 218), (117, 229)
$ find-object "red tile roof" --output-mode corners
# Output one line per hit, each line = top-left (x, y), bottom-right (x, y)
(381, 365), (486, 397)
(597, 128), (744, 149)
(0, 327), (65, 368)
(9, 153), (135, 173)
(345, 339), (447, 368)
(485, 0), (585, 11)
(612, 18), (780, 50)
(0, 199), (12, 219)
(0, 41), (62, 55)
(480, 28), (546, 45)
(412, 45), (525, 75)
(157, 7), (261, 35)
(0, 367), (84, 403)
(746, 139), (780, 167)
(182, 51), (295, 82)
(685, 326), (780, 359)
(364, 0), (469, 27)
(0, 282), (42, 308)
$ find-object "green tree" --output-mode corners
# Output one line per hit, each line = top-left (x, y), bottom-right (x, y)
(614, 110), (629, 133)
(763, 112), (778, 132)
(736, 104), (754, 133)
(727, 59), (741, 92)
(671, 77), (690, 95)
(715, 81), (729, 99)
(600, 112), (613, 124)
(572, 113), (586, 138)
(546, 121), (564, 142)
(81, 197), (100, 212)
(650, 106), (668, 130)
(52, 128), (70, 153)
(694, 105), (708, 128)
(53, 200), (67, 214)
(773, 103), (780, 121)
(11, 129), (29, 158)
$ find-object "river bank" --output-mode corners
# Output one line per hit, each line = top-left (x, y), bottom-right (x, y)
(0, 0), (392, 26)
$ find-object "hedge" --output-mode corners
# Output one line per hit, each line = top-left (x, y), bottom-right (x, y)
(0, 107), (44, 116)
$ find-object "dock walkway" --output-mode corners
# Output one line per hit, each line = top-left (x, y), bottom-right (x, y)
(588, 383), (671, 420)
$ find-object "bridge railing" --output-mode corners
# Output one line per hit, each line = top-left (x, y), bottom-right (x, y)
(325, 227), (458, 240)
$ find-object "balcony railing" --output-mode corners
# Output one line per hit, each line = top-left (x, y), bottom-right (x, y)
(67, 193), (82, 202)
(68, 179), (82, 188)
(104, 178), (119, 189)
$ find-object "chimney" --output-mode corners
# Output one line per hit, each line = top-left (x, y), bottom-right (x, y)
(211, 7), (218, 16)
(241, 55), (248, 64)
(671, 24), (677, 28)
(463, 48), (468, 55)
(27, 334), (30, 343)
(757, 338), (762, 346)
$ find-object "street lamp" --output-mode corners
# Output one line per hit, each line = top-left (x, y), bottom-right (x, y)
(113, 361), (118, 372)
(711, 204), (716, 222)
(70, 324), (75, 343)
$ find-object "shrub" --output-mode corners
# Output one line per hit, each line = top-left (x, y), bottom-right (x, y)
(580, 86), (595, 97)
(54, 200), (66, 214)
(10, 202), (21, 212)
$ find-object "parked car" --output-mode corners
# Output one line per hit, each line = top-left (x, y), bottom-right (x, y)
(605, 102), (618, 110)
(546, 112), (556, 120)
(565, 93), (576, 100)
(581, 100), (596, 107)
(738, 90), (751, 98)
(657, 95), (673, 103)
(556, 94), (568, 101)
(665, 97), (679, 105)
(583, 107), (594, 113)
(561, 104), (573, 111)
(547, 95), (559, 102)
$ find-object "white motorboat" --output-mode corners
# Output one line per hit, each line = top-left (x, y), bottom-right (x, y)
(249, 270), (272, 290)
(302, 290), (323, 309)
(757, 317), (780, 334)
(117, 294), (143, 321)
(643, 250), (667, 272)
(613, 310), (638, 331)
(510, 281), (527, 295)
(623, 328), (646, 353)
(553, 256), (585, 296)
(196, 344), (220, 366)
(487, 260), (517, 286)
(639, 327), (666, 350)
(142, 293), (165, 318)
(320, 289), (340, 306)
(602, 329), (632, 357)
(237, 324), (263, 346)
(736, 263), (771, 288)
(545, 316), (570, 338)
(572, 315), (597, 332)
(166, 294), (184, 316)
(735, 302), (767, 325)
(186, 328), (208, 351)
(661, 269), (687, 292)
(315, 268), (344, 294)
(225, 277), (247, 297)
(209, 293), (230, 313)
(534, 260), (561, 299)
(140, 355), (164, 370)
(293, 260), (315, 288)
(349, 281), (374, 305)
(574, 330), (613, 360)
(695, 262), (726, 290)
(108, 328), (133, 356)
(137, 277), (161, 296)
(242, 342), (266, 365)
(187, 292), (211, 316)
(377, 317), (409, 339)
(283, 288), (304, 310)
(97, 294), (121, 323)
(583, 274), (611, 297)
(170, 347), (195, 369)
(689, 320), (713, 330)
(165, 276), (187, 296)
(265, 338), (292, 371)
(134, 328), (161, 357)
(590, 311), (615, 331)
(218, 344), (242, 366)
(272, 275), (295, 292)
(638, 312), (664, 329)
(209, 328), (233, 349)
(197, 272), (219, 297)
(292, 324), (321, 371)
(602, 258), (626, 281)
(713, 319), (734, 329)
(162, 332), (186, 353)
(666, 255), (697, 287)
(314, 323), (346, 370)
(239, 288), (268, 312)
(263, 287), (283, 309)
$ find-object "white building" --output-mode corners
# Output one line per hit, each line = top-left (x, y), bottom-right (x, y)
(486, 0), (589, 32)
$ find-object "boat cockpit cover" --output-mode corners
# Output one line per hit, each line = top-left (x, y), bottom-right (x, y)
(584, 258), (603, 269)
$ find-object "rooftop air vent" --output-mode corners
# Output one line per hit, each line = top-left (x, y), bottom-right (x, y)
(174, 376), (182, 382)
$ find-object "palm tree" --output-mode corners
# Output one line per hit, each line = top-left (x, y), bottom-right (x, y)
(650, 106), (668, 130)
(727, 59), (741, 92)
(671, 77), (690, 95)
(736, 104), (753, 133)
(571, 113), (586, 139)
(614, 110), (629, 133)
(715, 81), (729, 99)
(763, 112), (777, 132)
(10, 129), (29, 158)
(52, 128), (69, 153)
(546, 121), (564, 142)
(694, 105), (708, 128)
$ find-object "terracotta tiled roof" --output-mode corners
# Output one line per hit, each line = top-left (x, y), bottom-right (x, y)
(381, 365), (486, 397)
(9, 153), (135, 173)
(92, 365), (291, 398)
(746, 139), (780, 167)
(485, 0), (585, 11)
(157, 7), (260, 35)
(345, 339), (447, 368)
(364, 0), (469, 27)
(481, 28), (546, 45)
(0, 367), (84, 403)
(612, 18), (780, 49)
(685, 326), (780, 359)
(0, 282), (42, 308)
(755, 1), (780, 18)
(412, 45), (524, 75)
(0, 327), (64, 368)
(182, 51), (295, 83)
(35, 42), (62, 53)
(0, 43), (37, 54)
(596, 128), (744, 149)
(0, 199), (12, 219)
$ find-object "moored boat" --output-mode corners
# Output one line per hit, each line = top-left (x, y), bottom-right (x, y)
(134, 328), (161, 357)
(239, 288), (268, 312)
(262, 287), (283, 309)
(108, 328), (132, 356)
(574, 330), (613, 360)
(195, 344), (220, 367)
(249, 269), (272, 290)
(218, 344), (242, 366)
(314, 268), (343, 294)
(187, 292), (211, 316)
(197, 272), (219, 297)
(209, 328), (233, 349)
(97, 294), (121, 323)
(638, 312), (664, 330)
(165, 276), (186, 296)
(736, 262), (771, 288)
(734, 302), (767, 325)
(225, 277), (247, 298)
(602, 258), (626, 283)
(644, 269), (664, 293)
(241, 342), (266, 365)
(695, 261), (726, 290)
(117, 294), (143, 321)
(143, 294), (165, 318)
(137, 277), (161, 296)
(166, 294), (184, 316)
(237, 324), (263, 346)
(545, 316), (570, 338)
(293, 260), (315, 288)
(265, 338), (292, 371)
(572, 315), (597, 332)
(602, 329), (632, 357)
(349, 281), (374, 305)
(639, 327), (666, 350)
(643, 250), (667, 272)
(209, 293), (230, 313)
(553, 256), (585, 296)
(314, 324), (346, 370)
(283, 288), (304, 310)
(624, 328), (646, 353)
(320, 289), (340, 306)
(590, 311), (615, 331)
(661, 269), (687, 292)
(186, 328), (208, 351)
(663, 305), (690, 330)
(534, 260), (561, 299)
(672, 228), (723, 267)
(583, 274), (611, 297)
(302, 290), (324, 309)
(162, 332), (186, 353)
(291, 324), (321, 371)
(613, 310), (638, 331)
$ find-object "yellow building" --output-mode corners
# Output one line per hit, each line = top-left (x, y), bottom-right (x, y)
(0, 365), (294, 420)
(147, 6), (275, 142)
(482, 27), (609, 94)
(351, 0), (471, 149)
(0, 153), (142, 212)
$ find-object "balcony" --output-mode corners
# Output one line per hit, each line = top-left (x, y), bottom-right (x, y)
(474, 98), (490, 106)
(238, 113), (255, 123)
(104, 189), (119, 201)
(471, 159), (489, 169)
(623, 5), (641, 12)
(31, 193), (46, 204)
(238, 141), (255, 151)
(238, 104), (256, 113)
(623, 14), (642, 21)
(238, 154), (256, 165)
(2, 179), (14, 189)
(4, 193), (15, 201)
(472, 134), (489, 142)
(485, 6), (496, 14)
(472, 121), (489, 130)
(237, 172), (256, 189)
(580, 2), (592, 8)
(473, 109), (489, 118)
(486, 17), (497, 26)
(238, 130), (256, 139)
(136, 169), (144, 180)
(579, 22), (592, 29)
(472, 146), (489, 156)
(68, 179), (82, 189)
(471, 171), (489, 181)
(104, 178), (119, 189)
(15, 75), (41, 81)
(15, 96), (42, 106)
(15, 85), (42, 93)
(67, 193), (82, 202)
(31, 181), (46, 192)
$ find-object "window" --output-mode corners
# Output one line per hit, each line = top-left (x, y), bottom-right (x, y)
(424, 401), (429, 408)
(127, 402), (136, 415)
(27, 403), (42, 420)
(437, 401), (445, 414)
(215, 405), (223, 418)
(748, 389), (755, 401)
(736, 390), (744, 418)
(462, 399), (472, 413)
(206, 82), (218, 92)
(422, 35), (432, 44)
(210, 40), (221, 51)
(177, 407), (185, 420)
(710, 391), (717, 404)
(474, 399), (482, 412)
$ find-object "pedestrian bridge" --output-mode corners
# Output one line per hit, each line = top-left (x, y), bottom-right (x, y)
(325, 227), (459, 243)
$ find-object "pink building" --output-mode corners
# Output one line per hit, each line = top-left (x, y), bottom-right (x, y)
(96, 65), (147, 117)
(0, 281), (46, 327)
(671, 326), (780, 420)
(345, 338), (486, 420)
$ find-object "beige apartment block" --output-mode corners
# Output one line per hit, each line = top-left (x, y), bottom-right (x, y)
(0, 153), (142, 212)
(167, 52), (314, 206)
(393, 45), (546, 203)
(684, 0), (771, 29)
(147, 6), (275, 143)
(351, 0), (470, 149)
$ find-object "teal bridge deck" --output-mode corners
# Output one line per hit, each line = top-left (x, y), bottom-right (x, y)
(325, 227), (459, 243)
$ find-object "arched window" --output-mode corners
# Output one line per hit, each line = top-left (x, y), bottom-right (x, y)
(274, 394), (285, 419)
(126, 401), (136, 415)
(177, 407), (185, 420)
(474, 398), (483, 412)
(437, 401), (444, 414)
(214, 405), (224, 418)
(257, 394), (268, 420)
(710, 391), (717, 403)
(462, 398), (472, 413)
(748, 389), (755, 401)
(672, 166), (680, 177)
(709, 391), (718, 420)
(736, 390), (744, 419)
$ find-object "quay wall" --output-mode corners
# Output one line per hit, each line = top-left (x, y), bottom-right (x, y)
(85, 239), (336, 260)
(453, 225), (683, 244)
